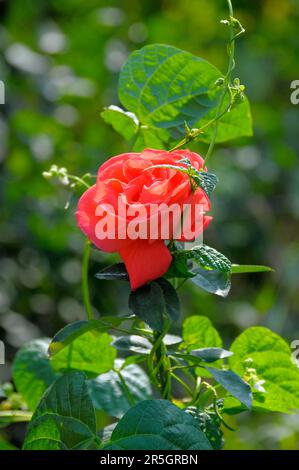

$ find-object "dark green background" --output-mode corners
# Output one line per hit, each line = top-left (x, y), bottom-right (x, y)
(0, 0), (299, 449)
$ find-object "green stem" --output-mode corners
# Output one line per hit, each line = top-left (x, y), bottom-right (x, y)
(115, 369), (136, 406)
(148, 319), (172, 399)
(170, 373), (193, 396)
(171, 0), (237, 158)
(82, 239), (93, 320)
(170, 102), (232, 152)
(170, 356), (196, 384)
(0, 410), (32, 423)
(203, 91), (227, 166)
(68, 175), (91, 189)
(203, 0), (236, 165)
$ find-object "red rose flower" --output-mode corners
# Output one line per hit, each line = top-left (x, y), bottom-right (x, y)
(76, 148), (212, 290)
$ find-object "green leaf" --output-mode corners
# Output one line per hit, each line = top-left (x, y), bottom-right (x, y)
(95, 263), (129, 281)
(50, 331), (116, 377)
(88, 360), (152, 418)
(101, 105), (139, 141)
(229, 327), (299, 413)
(176, 244), (231, 273)
(194, 172), (218, 197)
(192, 245), (231, 272)
(104, 399), (212, 450)
(12, 338), (58, 410)
(165, 256), (195, 279)
(191, 267), (231, 297)
(129, 282), (165, 331)
(163, 334), (182, 346)
(183, 316), (222, 352)
(206, 367), (252, 409)
(231, 264), (273, 274)
(119, 44), (252, 145)
(101, 106), (166, 151)
(112, 335), (152, 355)
(134, 126), (166, 152)
(197, 96), (253, 144)
(23, 372), (98, 450)
(190, 347), (233, 363)
(49, 319), (122, 355)
(156, 277), (181, 322)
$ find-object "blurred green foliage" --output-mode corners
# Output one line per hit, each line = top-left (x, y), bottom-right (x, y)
(0, 0), (299, 449)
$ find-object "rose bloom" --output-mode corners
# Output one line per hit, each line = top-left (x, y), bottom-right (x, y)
(76, 149), (212, 290)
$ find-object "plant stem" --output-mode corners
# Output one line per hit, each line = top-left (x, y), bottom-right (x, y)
(170, 373), (193, 396)
(148, 319), (172, 399)
(171, 0), (238, 158)
(82, 239), (94, 320)
(115, 369), (136, 406)
(68, 175), (91, 189)
(0, 410), (32, 422)
(203, 0), (236, 165)
(203, 91), (227, 166)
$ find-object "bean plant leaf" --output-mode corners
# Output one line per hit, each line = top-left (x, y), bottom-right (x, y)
(118, 44), (252, 145)
(104, 399), (212, 450)
(101, 105), (139, 141)
(112, 335), (152, 355)
(190, 347), (233, 363)
(163, 334), (182, 346)
(101, 106), (166, 152)
(88, 360), (152, 418)
(197, 95), (252, 143)
(49, 318), (123, 355)
(206, 367), (252, 409)
(173, 347), (232, 366)
(229, 327), (299, 413)
(183, 316), (223, 351)
(12, 338), (59, 410)
(23, 372), (98, 450)
(50, 331), (116, 377)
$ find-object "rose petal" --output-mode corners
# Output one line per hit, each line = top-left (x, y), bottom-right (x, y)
(119, 239), (172, 290)
(76, 185), (131, 252)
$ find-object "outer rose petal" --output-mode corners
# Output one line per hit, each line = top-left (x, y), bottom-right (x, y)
(76, 185), (131, 252)
(119, 240), (172, 290)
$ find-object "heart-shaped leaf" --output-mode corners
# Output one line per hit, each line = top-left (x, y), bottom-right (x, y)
(12, 338), (59, 410)
(23, 372), (98, 450)
(104, 399), (212, 450)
